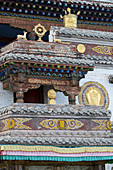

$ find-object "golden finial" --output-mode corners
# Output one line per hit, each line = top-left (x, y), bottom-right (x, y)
(48, 89), (56, 104)
(60, 8), (80, 28)
(77, 11), (80, 15)
(33, 24), (47, 41)
(67, 7), (71, 14)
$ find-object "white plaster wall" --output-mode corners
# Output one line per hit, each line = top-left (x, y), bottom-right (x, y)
(56, 92), (68, 105)
(54, 66), (113, 120)
(76, 66), (113, 120)
(0, 82), (13, 108)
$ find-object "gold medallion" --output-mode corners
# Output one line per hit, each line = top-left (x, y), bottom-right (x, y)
(77, 44), (86, 53)
(78, 81), (109, 110)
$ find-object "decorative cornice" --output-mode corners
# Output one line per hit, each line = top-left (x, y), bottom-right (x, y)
(1, 40), (113, 67)
(0, 104), (111, 146)
(0, 40), (94, 67)
(0, 103), (111, 117)
(51, 26), (113, 41)
(0, 0), (113, 31)
(0, 131), (112, 146)
(58, 0), (113, 7)
(0, 14), (112, 33)
(83, 54), (113, 65)
(0, 53), (94, 67)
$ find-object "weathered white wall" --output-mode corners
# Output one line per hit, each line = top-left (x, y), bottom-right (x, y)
(56, 91), (68, 104)
(0, 82), (13, 108)
(55, 66), (113, 120)
(76, 66), (113, 120)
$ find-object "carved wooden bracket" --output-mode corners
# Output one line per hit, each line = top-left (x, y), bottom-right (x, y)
(54, 85), (80, 105)
(3, 75), (80, 104)
(54, 85), (80, 96)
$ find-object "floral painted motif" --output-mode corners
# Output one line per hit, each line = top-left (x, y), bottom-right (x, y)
(2, 118), (31, 131)
(40, 119), (84, 130)
(92, 46), (113, 55)
(92, 120), (111, 130)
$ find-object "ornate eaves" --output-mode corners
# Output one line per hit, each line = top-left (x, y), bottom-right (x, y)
(0, 103), (111, 117)
(0, 130), (112, 146)
(58, 0), (113, 7)
(51, 26), (113, 41)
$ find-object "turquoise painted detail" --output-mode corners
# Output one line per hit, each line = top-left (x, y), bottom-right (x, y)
(1, 156), (113, 162)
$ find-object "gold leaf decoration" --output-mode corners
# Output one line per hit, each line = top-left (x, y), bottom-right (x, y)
(2, 118), (31, 131)
(92, 120), (111, 130)
(40, 119), (84, 130)
(92, 46), (113, 55)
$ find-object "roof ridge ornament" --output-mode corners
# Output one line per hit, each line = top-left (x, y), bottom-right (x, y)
(33, 23), (47, 41)
(17, 31), (27, 40)
(60, 8), (80, 28)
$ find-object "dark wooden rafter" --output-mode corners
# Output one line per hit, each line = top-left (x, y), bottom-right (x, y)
(0, 16), (63, 32)
(0, 0), (113, 32)
(0, 0), (112, 22)
(0, 16), (113, 32)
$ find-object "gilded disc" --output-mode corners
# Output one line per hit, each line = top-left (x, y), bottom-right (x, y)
(77, 44), (86, 53)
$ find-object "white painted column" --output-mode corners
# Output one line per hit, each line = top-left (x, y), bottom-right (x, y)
(105, 164), (113, 170)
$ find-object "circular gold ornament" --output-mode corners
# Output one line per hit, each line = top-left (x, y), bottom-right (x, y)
(33, 24), (47, 41)
(77, 44), (86, 53)
(8, 119), (15, 129)
(48, 89), (56, 99)
(48, 99), (56, 104)
(78, 81), (109, 110)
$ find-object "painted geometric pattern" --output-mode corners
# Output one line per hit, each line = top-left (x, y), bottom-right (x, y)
(78, 81), (109, 110)
(40, 119), (84, 130)
(92, 120), (111, 130)
(2, 118), (31, 131)
(92, 46), (113, 55)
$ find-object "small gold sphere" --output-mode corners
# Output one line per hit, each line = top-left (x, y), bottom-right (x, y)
(77, 44), (86, 53)
(48, 99), (56, 104)
(48, 89), (56, 99)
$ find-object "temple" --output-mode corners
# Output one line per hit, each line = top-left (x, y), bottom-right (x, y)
(0, 0), (113, 169)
